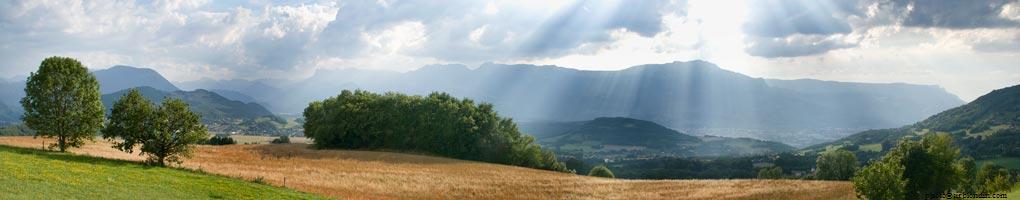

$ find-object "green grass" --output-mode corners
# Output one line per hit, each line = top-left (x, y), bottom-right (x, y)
(977, 157), (1020, 170)
(859, 143), (883, 152)
(1007, 184), (1020, 200)
(0, 145), (325, 200)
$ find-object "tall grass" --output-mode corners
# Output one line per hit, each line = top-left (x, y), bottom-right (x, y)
(1, 136), (855, 200)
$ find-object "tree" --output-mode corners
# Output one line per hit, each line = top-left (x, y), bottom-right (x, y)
(303, 90), (567, 172)
(564, 157), (589, 174)
(975, 164), (1013, 193)
(102, 89), (154, 153)
(816, 149), (858, 180)
(206, 135), (236, 145)
(852, 160), (906, 200)
(144, 98), (208, 166)
(757, 166), (783, 179)
(851, 133), (967, 200)
(956, 156), (977, 193)
(588, 165), (615, 178)
(271, 135), (290, 144)
(20, 56), (105, 152)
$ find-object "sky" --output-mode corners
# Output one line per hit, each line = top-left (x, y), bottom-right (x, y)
(0, 0), (1018, 101)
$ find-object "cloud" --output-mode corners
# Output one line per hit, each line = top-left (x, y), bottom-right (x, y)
(743, 0), (859, 37)
(744, 34), (858, 58)
(886, 0), (1020, 29)
(740, 0), (863, 58)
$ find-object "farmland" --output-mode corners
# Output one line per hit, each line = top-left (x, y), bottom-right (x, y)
(0, 136), (855, 200)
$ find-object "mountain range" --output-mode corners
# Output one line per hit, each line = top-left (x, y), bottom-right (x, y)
(93, 65), (180, 94)
(179, 60), (964, 146)
(520, 117), (795, 158)
(805, 84), (1020, 161)
(101, 87), (276, 123)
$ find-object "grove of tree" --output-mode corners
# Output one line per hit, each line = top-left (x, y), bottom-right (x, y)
(303, 90), (566, 171)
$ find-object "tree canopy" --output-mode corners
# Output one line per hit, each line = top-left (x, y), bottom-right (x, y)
(20, 56), (105, 152)
(815, 149), (857, 180)
(852, 133), (967, 200)
(303, 90), (566, 171)
(103, 90), (208, 166)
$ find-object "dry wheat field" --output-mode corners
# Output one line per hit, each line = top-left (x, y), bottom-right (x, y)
(0, 136), (856, 200)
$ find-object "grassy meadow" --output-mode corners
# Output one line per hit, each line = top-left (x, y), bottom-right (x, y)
(0, 144), (322, 200)
(0, 136), (855, 200)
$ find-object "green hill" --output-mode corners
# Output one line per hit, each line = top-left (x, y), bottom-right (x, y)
(521, 117), (794, 158)
(0, 145), (321, 199)
(806, 84), (1020, 161)
(101, 87), (277, 123)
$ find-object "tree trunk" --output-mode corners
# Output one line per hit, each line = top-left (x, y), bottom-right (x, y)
(58, 135), (66, 152)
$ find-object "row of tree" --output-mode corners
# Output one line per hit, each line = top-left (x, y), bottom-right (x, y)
(19, 57), (207, 166)
(303, 90), (567, 171)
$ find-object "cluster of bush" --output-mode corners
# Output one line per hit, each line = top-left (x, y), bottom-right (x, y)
(207, 135), (237, 145)
(303, 90), (567, 172)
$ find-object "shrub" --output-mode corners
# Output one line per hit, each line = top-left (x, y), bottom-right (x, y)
(271, 135), (290, 144)
(852, 133), (966, 200)
(757, 166), (782, 179)
(207, 135), (237, 145)
(816, 149), (858, 180)
(588, 165), (615, 178)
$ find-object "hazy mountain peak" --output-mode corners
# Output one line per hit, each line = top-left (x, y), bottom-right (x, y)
(93, 65), (180, 94)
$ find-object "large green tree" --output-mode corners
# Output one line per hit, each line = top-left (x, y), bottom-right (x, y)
(852, 133), (967, 200)
(102, 89), (154, 153)
(144, 98), (208, 166)
(816, 149), (858, 180)
(20, 56), (105, 152)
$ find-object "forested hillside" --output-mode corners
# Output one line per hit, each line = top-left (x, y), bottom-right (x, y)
(807, 84), (1020, 161)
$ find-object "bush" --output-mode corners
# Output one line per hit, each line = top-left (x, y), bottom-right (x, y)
(757, 166), (782, 179)
(816, 149), (858, 180)
(588, 165), (615, 178)
(852, 133), (966, 200)
(207, 135), (236, 145)
(303, 90), (566, 172)
(271, 135), (290, 144)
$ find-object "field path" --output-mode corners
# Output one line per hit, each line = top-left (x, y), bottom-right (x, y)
(0, 136), (856, 200)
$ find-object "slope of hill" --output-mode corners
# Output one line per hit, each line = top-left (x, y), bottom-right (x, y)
(0, 80), (23, 114)
(806, 84), (1020, 161)
(0, 102), (17, 124)
(521, 117), (795, 159)
(210, 89), (258, 103)
(93, 65), (180, 94)
(0, 137), (855, 200)
(101, 87), (276, 123)
(0, 144), (322, 199)
(184, 60), (963, 146)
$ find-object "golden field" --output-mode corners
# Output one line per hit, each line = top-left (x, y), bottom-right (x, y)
(0, 136), (856, 200)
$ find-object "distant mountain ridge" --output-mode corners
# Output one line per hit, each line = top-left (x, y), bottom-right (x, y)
(520, 117), (795, 158)
(93, 65), (181, 94)
(180, 60), (963, 146)
(101, 87), (276, 123)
